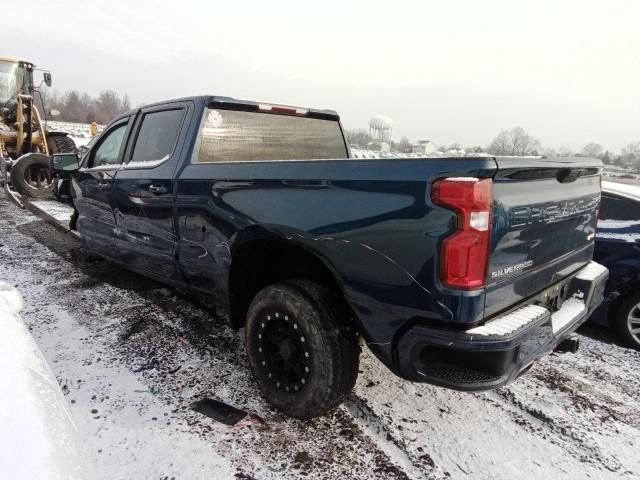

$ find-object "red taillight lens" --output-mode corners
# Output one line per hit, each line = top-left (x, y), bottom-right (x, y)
(432, 178), (493, 290)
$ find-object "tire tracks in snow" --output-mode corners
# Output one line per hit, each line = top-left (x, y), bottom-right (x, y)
(0, 197), (422, 479)
(345, 393), (448, 479)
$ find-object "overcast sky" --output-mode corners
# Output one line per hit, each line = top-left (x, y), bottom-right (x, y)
(5, 0), (639, 151)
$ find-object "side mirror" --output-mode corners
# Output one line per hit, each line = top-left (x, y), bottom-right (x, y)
(43, 72), (52, 87)
(50, 153), (80, 172)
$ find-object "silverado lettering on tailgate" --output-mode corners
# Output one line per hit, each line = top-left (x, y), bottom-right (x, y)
(491, 260), (534, 279)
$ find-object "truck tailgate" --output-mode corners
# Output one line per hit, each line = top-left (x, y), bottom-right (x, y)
(484, 157), (602, 318)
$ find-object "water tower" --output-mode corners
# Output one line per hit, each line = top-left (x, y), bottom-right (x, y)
(369, 115), (393, 142)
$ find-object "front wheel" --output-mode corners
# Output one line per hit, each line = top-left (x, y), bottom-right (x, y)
(245, 280), (359, 418)
(614, 292), (640, 350)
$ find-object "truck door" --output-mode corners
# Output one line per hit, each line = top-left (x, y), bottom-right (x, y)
(73, 117), (132, 257)
(111, 102), (193, 282)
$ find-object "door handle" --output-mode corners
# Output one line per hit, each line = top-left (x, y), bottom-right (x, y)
(148, 184), (168, 195)
(97, 182), (110, 191)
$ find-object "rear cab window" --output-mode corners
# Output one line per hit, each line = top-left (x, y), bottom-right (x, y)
(193, 108), (347, 163)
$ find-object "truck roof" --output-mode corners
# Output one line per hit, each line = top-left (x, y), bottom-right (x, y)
(118, 95), (340, 122)
(0, 55), (33, 66)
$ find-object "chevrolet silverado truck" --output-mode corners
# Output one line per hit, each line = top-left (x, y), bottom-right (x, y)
(50, 96), (608, 418)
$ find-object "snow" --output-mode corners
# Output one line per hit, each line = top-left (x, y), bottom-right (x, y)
(575, 261), (608, 281)
(551, 297), (586, 333)
(467, 304), (547, 336)
(598, 219), (640, 229)
(350, 149), (484, 159)
(443, 176), (480, 182)
(596, 231), (640, 243)
(1, 192), (640, 479)
(47, 121), (100, 148)
(597, 219), (640, 243)
(29, 199), (75, 223)
(602, 180), (640, 200)
(0, 282), (84, 480)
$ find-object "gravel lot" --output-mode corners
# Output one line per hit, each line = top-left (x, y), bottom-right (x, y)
(1, 193), (639, 480)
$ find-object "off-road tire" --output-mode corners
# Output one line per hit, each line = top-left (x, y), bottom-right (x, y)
(245, 280), (359, 418)
(48, 135), (78, 155)
(10, 154), (53, 199)
(614, 292), (640, 350)
(49, 135), (79, 227)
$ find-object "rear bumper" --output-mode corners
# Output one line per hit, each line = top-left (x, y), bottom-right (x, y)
(395, 261), (608, 390)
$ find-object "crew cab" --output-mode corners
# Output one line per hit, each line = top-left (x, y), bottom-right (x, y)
(51, 95), (608, 418)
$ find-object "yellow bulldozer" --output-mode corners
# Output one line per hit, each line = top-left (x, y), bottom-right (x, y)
(0, 55), (77, 199)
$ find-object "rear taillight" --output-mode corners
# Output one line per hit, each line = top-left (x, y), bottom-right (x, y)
(431, 178), (493, 290)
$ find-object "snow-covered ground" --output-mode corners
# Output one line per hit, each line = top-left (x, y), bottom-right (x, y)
(603, 180), (640, 199)
(1, 192), (639, 479)
(47, 121), (101, 148)
(0, 282), (84, 480)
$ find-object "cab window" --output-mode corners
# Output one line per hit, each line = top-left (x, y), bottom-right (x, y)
(129, 109), (184, 166)
(89, 122), (128, 168)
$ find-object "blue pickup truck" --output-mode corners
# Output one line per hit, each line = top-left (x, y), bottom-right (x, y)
(51, 96), (608, 418)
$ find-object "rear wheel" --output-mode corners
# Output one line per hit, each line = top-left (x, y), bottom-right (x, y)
(614, 292), (640, 350)
(245, 280), (359, 418)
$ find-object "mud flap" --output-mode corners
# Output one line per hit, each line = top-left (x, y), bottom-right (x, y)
(190, 398), (248, 425)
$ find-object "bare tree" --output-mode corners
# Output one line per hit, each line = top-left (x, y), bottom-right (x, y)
(396, 136), (412, 153)
(557, 147), (575, 157)
(38, 87), (132, 124)
(621, 142), (640, 167)
(467, 146), (484, 153)
(488, 130), (510, 155)
(122, 93), (132, 112)
(580, 142), (604, 158)
(488, 127), (540, 156)
(511, 127), (541, 156)
(345, 129), (373, 149)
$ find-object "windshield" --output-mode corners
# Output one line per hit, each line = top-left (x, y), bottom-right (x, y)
(0, 60), (27, 105)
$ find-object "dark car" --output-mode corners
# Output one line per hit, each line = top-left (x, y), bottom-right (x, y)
(592, 181), (640, 349)
(50, 95), (607, 418)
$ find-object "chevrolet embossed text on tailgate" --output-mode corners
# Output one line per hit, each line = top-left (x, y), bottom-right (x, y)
(484, 159), (602, 318)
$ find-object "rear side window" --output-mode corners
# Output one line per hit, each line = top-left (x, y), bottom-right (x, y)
(129, 109), (184, 166)
(600, 194), (640, 221)
(194, 109), (347, 163)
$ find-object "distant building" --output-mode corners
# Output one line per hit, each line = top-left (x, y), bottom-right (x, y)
(445, 148), (466, 156)
(411, 140), (437, 155)
(367, 141), (391, 152)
